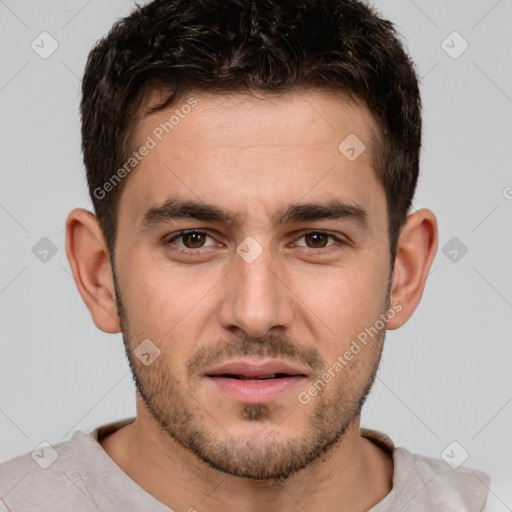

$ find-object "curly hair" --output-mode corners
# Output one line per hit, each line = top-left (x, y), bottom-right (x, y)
(81, 0), (421, 266)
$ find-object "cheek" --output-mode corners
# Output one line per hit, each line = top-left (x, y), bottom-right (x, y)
(294, 260), (386, 324)
(288, 257), (389, 366)
(119, 255), (221, 346)
(119, 248), (180, 311)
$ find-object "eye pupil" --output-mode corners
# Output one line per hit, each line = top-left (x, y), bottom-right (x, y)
(305, 232), (328, 248)
(183, 232), (205, 248)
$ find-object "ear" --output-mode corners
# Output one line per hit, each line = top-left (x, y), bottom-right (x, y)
(387, 208), (438, 330)
(65, 208), (121, 333)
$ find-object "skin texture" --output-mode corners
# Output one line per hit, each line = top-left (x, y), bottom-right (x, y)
(65, 90), (438, 512)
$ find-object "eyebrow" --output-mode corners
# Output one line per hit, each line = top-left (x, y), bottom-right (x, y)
(140, 197), (369, 231)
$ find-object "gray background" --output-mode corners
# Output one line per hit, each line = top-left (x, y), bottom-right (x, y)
(1, 0), (511, 508)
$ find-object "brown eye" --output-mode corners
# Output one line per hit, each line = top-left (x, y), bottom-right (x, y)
(303, 232), (330, 248)
(167, 230), (215, 250)
(295, 231), (341, 250)
(181, 231), (206, 248)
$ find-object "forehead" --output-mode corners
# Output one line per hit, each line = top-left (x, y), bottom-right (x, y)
(118, 89), (386, 234)
(139, 88), (378, 153)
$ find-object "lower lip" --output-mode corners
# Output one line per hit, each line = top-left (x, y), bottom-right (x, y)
(205, 376), (305, 403)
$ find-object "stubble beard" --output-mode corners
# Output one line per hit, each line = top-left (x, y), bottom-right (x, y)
(111, 264), (389, 481)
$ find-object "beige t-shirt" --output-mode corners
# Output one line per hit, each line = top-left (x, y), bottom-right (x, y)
(0, 417), (491, 511)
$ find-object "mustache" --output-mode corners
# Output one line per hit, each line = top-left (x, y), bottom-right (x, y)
(186, 334), (325, 378)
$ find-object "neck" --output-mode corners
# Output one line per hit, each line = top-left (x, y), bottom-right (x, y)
(99, 402), (393, 512)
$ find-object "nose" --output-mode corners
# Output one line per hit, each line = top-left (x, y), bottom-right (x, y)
(219, 244), (294, 339)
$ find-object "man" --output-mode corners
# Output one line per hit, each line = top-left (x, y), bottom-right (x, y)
(0, 0), (491, 510)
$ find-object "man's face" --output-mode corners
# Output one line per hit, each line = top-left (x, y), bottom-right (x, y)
(113, 90), (393, 480)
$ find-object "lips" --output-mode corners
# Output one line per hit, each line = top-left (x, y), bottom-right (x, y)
(204, 360), (308, 380)
(204, 360), (308, 403)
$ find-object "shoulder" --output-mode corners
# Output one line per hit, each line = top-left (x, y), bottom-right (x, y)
(0, 437), (96, 511)
(394, 447), (491, 511)
(361, 429), (491, 512)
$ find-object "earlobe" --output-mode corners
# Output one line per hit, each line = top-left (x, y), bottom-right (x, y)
(65, 208), (121, 334)
(386, 208), (438, 330)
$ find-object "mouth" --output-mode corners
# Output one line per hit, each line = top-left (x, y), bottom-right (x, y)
(204, 359), (308, 403)
(211, 373), (298, 381)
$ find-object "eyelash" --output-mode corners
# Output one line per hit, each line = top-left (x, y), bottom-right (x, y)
(165, 229), (346, 256)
